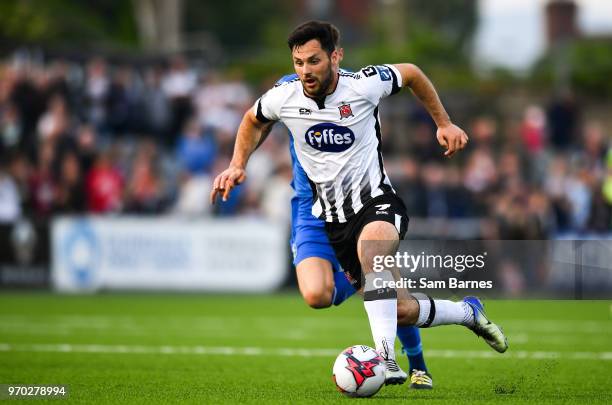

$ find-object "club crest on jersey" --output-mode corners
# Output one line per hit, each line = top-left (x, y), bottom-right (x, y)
(305, 123), (355, 152)
(338, 103), (354, 119)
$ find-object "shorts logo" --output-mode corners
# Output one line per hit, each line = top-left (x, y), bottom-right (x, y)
(305, 123), (355, 152)
(338, 103), (354, 119)
(375, 204), (390, 215)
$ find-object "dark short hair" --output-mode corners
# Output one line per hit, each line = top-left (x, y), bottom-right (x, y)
(287, 20), (340, 55)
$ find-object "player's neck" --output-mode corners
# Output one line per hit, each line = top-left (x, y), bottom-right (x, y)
(326, 71), (339, 95)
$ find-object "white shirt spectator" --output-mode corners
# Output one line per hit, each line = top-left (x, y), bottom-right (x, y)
(0, 173), (21, 222)
(162, 68), (197, 98)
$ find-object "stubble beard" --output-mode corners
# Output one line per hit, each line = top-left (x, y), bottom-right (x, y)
(303, 68), (334, 98)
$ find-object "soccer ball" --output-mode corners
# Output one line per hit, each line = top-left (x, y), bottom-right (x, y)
(332, 345), (386, 397)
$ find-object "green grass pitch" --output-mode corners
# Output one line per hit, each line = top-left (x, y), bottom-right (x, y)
(1, 293), (611, 404)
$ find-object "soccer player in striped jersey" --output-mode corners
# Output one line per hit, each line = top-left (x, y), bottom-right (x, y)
(274, 56), (432, 388)
(287, 130), (432, 388)
(212, 20), (507, 388)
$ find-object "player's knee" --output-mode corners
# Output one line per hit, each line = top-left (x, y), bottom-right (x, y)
(397, 299), (419, 325)
(357, 223), (400, 273)
(302, 287), (333, 309)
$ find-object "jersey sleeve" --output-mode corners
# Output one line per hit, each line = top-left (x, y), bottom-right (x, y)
(252, 85), (285, 123)
(351, 64), (402, 104)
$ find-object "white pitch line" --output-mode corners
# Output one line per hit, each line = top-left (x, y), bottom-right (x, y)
(1, 316), (609, 333)
(0, 343), (611, 361)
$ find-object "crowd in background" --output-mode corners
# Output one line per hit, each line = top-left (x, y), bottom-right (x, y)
(0, 55), (610, 239)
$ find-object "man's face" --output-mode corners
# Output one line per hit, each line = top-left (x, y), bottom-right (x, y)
(292, 39), (339, 98)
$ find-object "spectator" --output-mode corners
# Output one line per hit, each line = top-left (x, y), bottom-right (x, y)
(175, 118), (217, 175)
(564, 160), (593, 231)
(410, 122), (440, 163)
(162, 56), (196, 145)
(578, 120), (607, 179)
(463, 147), (497, 194)
(520, 105), (546, 154)
(124, 141), (167, 213)
(547, 90), (579, 151)
(470, 116), (497, 150)
(83, 57), (110, 131)
(45, 60), (72, 106)
(193, 72), (244, 135)
(421, 162), (450, 217)
(261, 161), (293, 223)
(544, 155), (573, 231)
(85, 149), (123, 213)
(28, 140), (56, 218)
(142, 67), (171, 140)
(0, 156), (21, 222)
(9, 65), (46, 150)
(75, 123), (98, 174)
(1, 103), (22, 150)
(603, 149), (612, 206)
(391, 158), (427, 217)
(7, 151), (30, 211)
(587, 188), (611, 232)
(0, 52), (608, 239)
(37, 94), (71, 142)
(172, 174), (213, 216)
(53, 150), (85, 213)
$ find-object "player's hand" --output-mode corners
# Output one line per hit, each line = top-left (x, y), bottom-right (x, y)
(436, 123), (468, 158)
(210, 166), (247, 204)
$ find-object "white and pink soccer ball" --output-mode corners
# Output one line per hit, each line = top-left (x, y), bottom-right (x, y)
(332, 345), (386, 397)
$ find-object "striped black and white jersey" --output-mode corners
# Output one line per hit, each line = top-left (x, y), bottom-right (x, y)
(253, 64), (402, 223)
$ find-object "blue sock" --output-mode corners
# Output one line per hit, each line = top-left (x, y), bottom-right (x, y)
(397, 326), (427, 372)
(332, 271), (357, 306)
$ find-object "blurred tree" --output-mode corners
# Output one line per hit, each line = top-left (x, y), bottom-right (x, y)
(0, 0), (138, 48)
(132, 0), (183, 53)
(343, 0), (478, 90)
(569, 39), (612, 98)
(531, 38), (612, 98)
(404, 0), (477, 52)
(183, 0), (290, 53)
(182, 0), (292, 81)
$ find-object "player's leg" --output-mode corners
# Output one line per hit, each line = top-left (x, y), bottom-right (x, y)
(396, 326), (433, 389)
(296, 257), (355, 308)
(296, 259), (356, 308)
(330, 270), (357, 306)
(358, 220), (407, 385)
(294, 224), (356, 308)
(295, 222), (433, 387)
(396, 327), (426, 371)
(396, 293), (508, 353)
(354, 280), (433, 387)
(296, 257), (334, 308)
(359, 193), (506, 353)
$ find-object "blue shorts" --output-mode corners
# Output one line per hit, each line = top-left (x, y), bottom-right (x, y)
(290, 200), (342, 272)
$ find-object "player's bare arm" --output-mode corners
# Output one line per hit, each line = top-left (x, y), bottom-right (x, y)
(210, 109), (271, 203)
(255, 121), (275, 150)
(394, 63), (468, 157)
